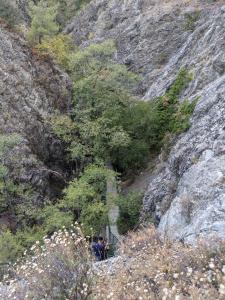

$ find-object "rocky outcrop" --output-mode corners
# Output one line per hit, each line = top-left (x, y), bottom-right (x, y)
(67, 0), (225, 242)
(0, 23), (72, 210)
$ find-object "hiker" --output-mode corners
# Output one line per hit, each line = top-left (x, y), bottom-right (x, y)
(92, 236), (106, 261)
(91, 236), (99, 259)
(103, 238), (110, 260)
(97, 236), (105, 261)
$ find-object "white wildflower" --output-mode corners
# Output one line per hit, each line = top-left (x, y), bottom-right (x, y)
(219, 284), (225, 295)
(209, 262), (215, 269)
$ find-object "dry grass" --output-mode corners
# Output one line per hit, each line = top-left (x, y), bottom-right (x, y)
(1, 226), (225, 299)
(0, 224), (92, 300)
(93, 227), (225, 300)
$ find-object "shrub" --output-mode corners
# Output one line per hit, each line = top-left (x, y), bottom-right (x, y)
(2, 227), (225, 299)
(80, 202), (108, 235)
(47, 0), (92, 28)
(0, 0), (21, 27)
(116, 192), (143, 234)
(184, 11), (201, 31)
(36, 34), (75, 69)
(0, 226), (92, 300)
(94, 227), (225, 300)
(27, 0), (59, 44)
(62, 164), (115, 234)
(0, 231), (24, 266)
(169, 97), (198, 133)
(0, 134), (24, 213)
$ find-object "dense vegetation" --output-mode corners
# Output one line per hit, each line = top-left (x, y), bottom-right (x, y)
(116, 192), (143, 235)
(0, 0), (21, 27)
(0, 0), (197, 267)
(0, 0), (91, 29)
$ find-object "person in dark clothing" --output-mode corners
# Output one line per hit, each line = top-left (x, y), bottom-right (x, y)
(102, 238), (109, 260)
(97, 237), (105, 261)
(91, 236), (110, 261)
(92, 236), (105, 261)
(91, 236), (99, 260)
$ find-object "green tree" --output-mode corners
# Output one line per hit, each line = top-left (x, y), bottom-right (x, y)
(48, 0), (91, 27)
(62, 164), (114, 234)
(49, 42), (195, 175)
(0, 230), (24, 265)
(116, 192), (143, 235)
(69, 40), (139, 167)
(36, 34), (75, 68)
(80, 202), (108, 235)
(0, 0), (21, 27)
(0, 134), (22, 213)
(27, 0), (59, 44)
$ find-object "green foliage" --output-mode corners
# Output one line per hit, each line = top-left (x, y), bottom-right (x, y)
(63, 164), (114, 210)
(169, 97), (198, 133)
(0, 134), (21, 155)
(48, 0), (91, 28)
(36, 34), (75, 68)
(184, 11), (201, 31)
(111, 68), (195, 171)
(0, 0), (21, 27)
(29, 0), (91, 30)
(149, 67), (193, 142)
(62, 164), (114, 234)
(111, 140), (149, 173)
(48, 41), (195, 175)
(0, 134), (23, 213)
(116, 192), (143, 235)
(27, 0), (59, 44)
(68, 40), (140, 166)
(48, 115), (78, 143)
(80, 202), (108, 235)
(35, 205), (73, 234)
(0, 231), (24, 264)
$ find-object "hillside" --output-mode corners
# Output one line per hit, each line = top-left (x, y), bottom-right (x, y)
(1, 0), (225, 299)
(0, 21), (73, 232)
(67, 0), (225, 242)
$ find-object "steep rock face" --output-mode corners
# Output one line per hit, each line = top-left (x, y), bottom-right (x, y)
(68, 0), (225, 242)
(0, 23), (71, 209)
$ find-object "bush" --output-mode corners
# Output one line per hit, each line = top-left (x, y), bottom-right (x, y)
(49, 40), (196, 176)
(0, 226), (92, 300)
(0, 0), (21, 27)
(169, 97), (198, 133)
(27, 0), (59, 44)
(116, 192), (143, 234)
(2, 227), (225, 299)
(0, 231), (24, 266)
(62, 164), (115, 234)
(36, 34), (74, 69)
(184, 11), (201, 31)
(94, 227), (225, 300)
(80, 202), (108, 235)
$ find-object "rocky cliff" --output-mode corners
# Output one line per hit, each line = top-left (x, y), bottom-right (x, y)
(0, 22), (71, 214)
(66, 0), (225, 242)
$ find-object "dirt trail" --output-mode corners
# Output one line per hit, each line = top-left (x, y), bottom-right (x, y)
(123, 158), (158, 195)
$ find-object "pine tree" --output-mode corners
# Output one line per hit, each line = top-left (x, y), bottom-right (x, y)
(27, 0), (59, 44)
